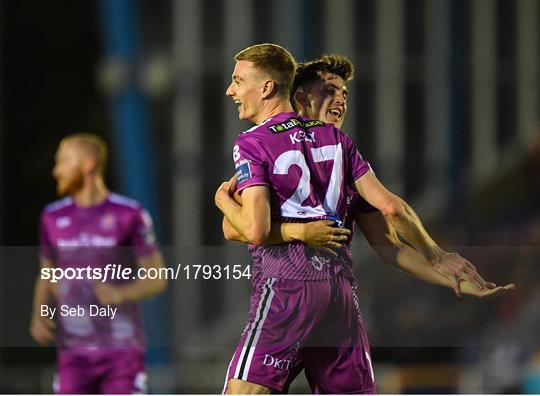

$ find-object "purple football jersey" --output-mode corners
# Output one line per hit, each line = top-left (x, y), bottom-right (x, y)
(233, 112), (371, 280)
(39, 193), (158, 348)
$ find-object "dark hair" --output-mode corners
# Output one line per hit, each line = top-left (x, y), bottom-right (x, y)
(291, 54), (355, 97)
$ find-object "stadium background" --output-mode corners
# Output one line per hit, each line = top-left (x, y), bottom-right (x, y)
(0, 0), (539, 393)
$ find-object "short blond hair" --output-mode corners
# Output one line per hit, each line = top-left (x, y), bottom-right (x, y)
(62, 133), (108, 176)
(235, 43), (296, 98)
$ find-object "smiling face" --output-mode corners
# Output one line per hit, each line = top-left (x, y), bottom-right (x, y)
(303, 72), (348, 128)
(225, 60), (266, 124)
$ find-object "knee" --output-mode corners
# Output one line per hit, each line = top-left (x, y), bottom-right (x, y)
(226, 379), (272, 394)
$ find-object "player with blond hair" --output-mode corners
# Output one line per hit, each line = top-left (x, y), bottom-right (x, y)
(216, 46), (513, 394)
(30, 133), (167, 393)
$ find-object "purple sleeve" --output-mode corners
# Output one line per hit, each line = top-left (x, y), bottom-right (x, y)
(130, 207), (158, 259)
(233, 135), (269, 193)
(39, 211), (55, 261)
(342, 132), (371, 183)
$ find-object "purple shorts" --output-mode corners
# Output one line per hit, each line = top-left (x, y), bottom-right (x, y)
(223, 276), (376, 394)
(55, 348), (146, 394)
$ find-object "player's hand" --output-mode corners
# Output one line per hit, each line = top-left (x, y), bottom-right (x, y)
(29, 315), (56, 346)
(94, 283), (124, 306)
(461, 282), (515, 299)
(433, 251), (488, 297)
(301, 220), (351, 254)
(215, 180), (235, 207)
(227, 174), (237, 194)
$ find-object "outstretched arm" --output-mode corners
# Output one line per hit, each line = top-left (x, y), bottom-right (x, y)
(354, 171), (439, 260)
(355, 210), (514, 297)
(354, 171), (487, 295)
(395, 243), (514, 297)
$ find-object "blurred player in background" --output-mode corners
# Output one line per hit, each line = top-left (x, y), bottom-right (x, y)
(216, 45), (513, 394)
(30, 133), (167, 394)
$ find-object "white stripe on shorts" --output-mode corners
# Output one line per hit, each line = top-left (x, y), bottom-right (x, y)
(233, 277), (276, 381)
(241, 279), (276, 380)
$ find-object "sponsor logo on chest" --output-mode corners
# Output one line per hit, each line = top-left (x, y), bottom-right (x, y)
(267, 117), (324, 134)
(57, 232), (117, 247)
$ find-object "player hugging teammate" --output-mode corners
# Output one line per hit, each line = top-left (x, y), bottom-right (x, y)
(215, 44), (514, 394)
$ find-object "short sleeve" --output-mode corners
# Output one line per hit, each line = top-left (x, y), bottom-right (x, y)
(341, 132), (371, 183)
(130, 207), (158, 259)
(39, 211), (56, 262)
(233, 135), (269, 193)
